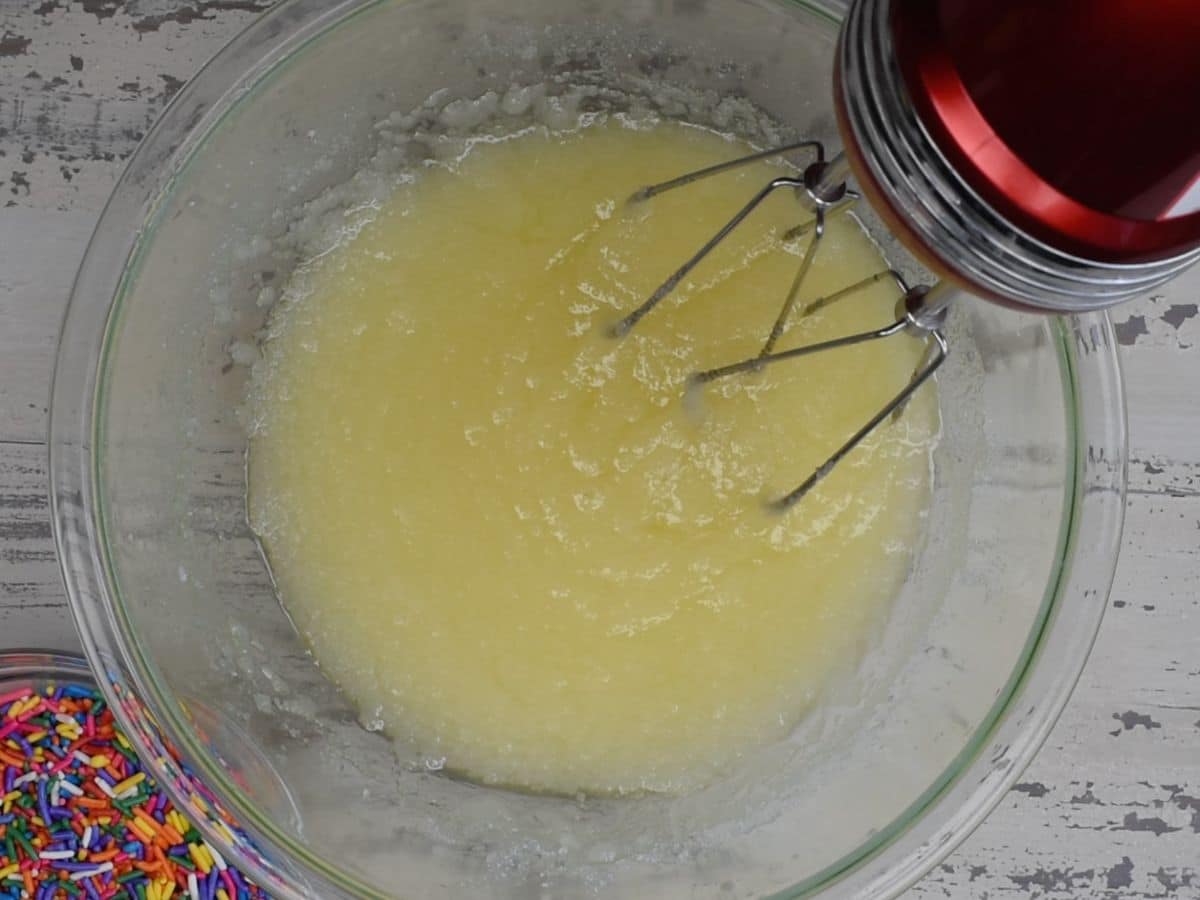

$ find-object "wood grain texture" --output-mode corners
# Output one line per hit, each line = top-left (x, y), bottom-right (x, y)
(1, 2), (1198, 896)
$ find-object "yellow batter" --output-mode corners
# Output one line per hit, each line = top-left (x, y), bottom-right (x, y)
(247, 117), (937, 796)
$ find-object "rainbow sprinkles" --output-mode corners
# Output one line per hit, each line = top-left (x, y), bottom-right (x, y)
(0, 683), (267, 900)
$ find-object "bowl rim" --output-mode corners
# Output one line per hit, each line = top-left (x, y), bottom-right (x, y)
(48, 0), (1128, 897)
(0, 650), (96, 687)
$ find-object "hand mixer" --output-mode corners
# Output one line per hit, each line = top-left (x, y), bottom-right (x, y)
(612, 0), (1200, 510)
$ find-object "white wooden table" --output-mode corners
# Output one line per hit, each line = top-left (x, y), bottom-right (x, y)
(1, 3), (1197, 896)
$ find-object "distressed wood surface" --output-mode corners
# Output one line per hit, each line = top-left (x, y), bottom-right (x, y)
(1, 2), (1198, 896)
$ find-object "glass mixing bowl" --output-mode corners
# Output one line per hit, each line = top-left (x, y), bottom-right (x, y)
(50, 0), (1127, 896)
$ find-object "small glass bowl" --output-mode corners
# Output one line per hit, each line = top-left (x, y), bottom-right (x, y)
(0, 650), (96, 695)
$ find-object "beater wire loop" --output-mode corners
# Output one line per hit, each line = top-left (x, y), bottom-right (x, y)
(628, 139), (823, 203)
(760, 207), (827, 358)
(799, 269), (906, 318)
(768, 328), (947, 511)
(609, 175), (805, 337)
(783, 193), (858, 241)
(692, 317), (907, 386)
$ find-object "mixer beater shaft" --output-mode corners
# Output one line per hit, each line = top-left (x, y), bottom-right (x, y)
(611, 140), (954, 511)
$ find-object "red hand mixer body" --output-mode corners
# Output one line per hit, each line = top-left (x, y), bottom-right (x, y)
(839, 0), (1200, 310)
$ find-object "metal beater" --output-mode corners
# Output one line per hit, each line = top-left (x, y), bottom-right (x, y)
(611, 0), (1200, 511)
(610, 142), (952, 510)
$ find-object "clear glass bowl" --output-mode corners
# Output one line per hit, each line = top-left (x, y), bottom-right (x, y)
(50, 0), (1127, 897)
